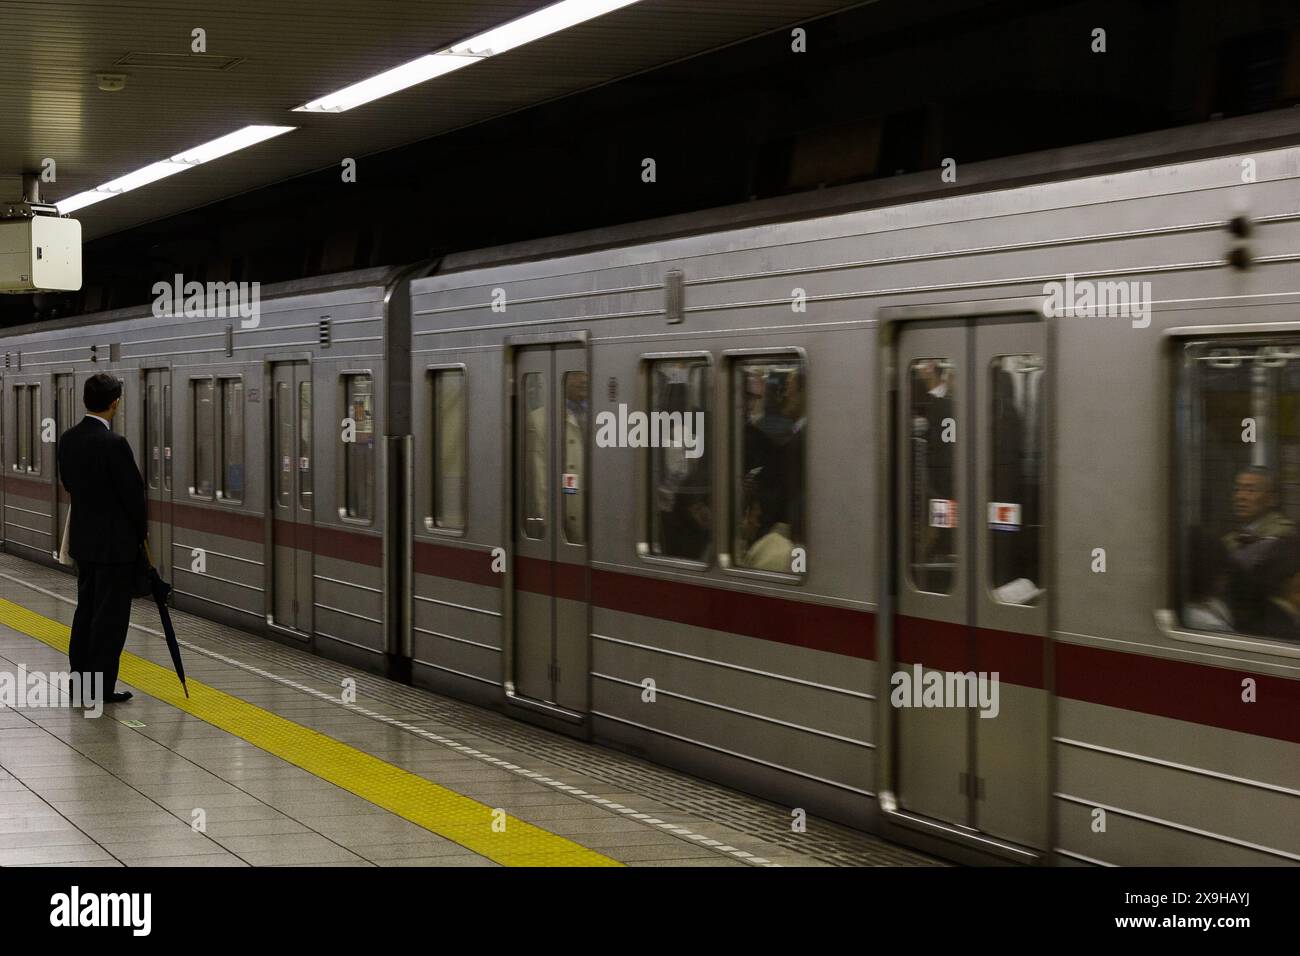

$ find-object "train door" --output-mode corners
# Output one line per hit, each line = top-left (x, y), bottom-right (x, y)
(511, 344), (590, 716)
(0, 373), (4, 548)
(269, 361), (313, 637)
(53, 373), (75, 555)
(143, 369), (173, 585)
(892, 316), (1048, 853)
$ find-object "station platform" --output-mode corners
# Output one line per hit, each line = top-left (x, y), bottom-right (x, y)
(0, 553), (937, 868)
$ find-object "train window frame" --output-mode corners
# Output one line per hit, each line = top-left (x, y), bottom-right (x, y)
(718, 347), (809, 586)
(984, 351), (1046, 609)
(187, 375), (216, 500)
(1162, 328), (1300, 661)
(163, 383), (172, 492)
(635, 351), (714, 572)
(112, 382), (125, 439)
(215, 375), (245, 506)
(424, 363), (468, 537)
(11, 382), (41, 476)
(337, 370), (376, 526)
(146, 381), (160, 491)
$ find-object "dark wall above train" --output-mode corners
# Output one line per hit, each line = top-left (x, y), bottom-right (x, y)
(6, 0), (1300, 327)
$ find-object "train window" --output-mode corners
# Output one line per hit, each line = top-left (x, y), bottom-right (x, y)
(909, 359), (956, 594)
(29, 384), (40, 475)
(163, 384), (172, 492)
(648, 358), (711, 563)
(561, 370), (587, 545)
(191, 379), (214, 498)
(522, 372), (546, 539)
(112, 384), (124, 438)
(275, 382), (292, 508)
(14, 384), (39, 475)
(298, 381), (312, 510)
(219, 379), (244, 504)
(147, 384), (160, 490)
(342, 374), (375, 522)
(427, 369), (466, 532)
(1177, 339), (1300, 645)
(988, 354), (1045, 605)
(731, 356), (804, 574)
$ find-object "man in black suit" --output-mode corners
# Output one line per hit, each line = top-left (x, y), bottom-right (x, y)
(58, 373), (146, 704)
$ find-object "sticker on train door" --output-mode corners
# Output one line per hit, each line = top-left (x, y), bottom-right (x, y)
(929, 498), (957, 528)
(988, 502), (1021, 531)
(282, 454), (291, 473)
(562, 473), (580, 494)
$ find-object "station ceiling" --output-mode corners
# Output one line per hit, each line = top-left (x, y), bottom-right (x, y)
(1, 0), (862, 240)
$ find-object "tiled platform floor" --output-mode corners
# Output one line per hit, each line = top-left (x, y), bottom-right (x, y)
(0, 554), (940, 868)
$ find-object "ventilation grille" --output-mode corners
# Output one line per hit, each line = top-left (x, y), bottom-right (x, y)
(319, 316), (332, 348)
(115, 52), (245, 72)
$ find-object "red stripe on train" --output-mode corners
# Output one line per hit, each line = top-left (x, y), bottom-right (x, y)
(1056, 641), (1300, 745)
(414, 539), (501, 587)
(894, 615), (1047, 689)
(515, 555), (586, 602)
(591, 568), (874, 660)
(167, 503), (383, 566)
(170, 501), (261, 542)
(5, 476), (51, 501)
(411, 543), (873, 659)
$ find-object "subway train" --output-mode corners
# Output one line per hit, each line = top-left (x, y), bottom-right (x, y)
(3, 140), (1299, 867)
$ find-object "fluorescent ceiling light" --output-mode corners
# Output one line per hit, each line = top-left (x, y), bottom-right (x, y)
(99, 160), (190, 194)
(294, 53), (480, 113)
(56, 125), (294, 215)
(447, 0), (641, 57)
(171, 125), (297, 165)
(295, 0), (642, 113)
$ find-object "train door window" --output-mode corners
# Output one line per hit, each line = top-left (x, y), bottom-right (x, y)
(908, 358), (957, 594)
(219, 378), (244, 503)
(112, 384), (124, 437)
(428, 368), (466, 532)
(13, 384), (37, 474)
(298, 380), (312, 510)
(14, 385), (28, 473)
(342, 374), (374, 522)
(1177, 338), (1300, 644)
(521, 371), (547, 540)
(163, 384), (172, 491)
(647, 358), (711, 563)
(17, 384), (39, 475)
(988, 354), (1045, 605)
(276, 381), (293, 508)
(560, 370), (587, 545)
(730, 356), (804, 575)
(191, 379), (214, 498)
(147, 383), (160, 490)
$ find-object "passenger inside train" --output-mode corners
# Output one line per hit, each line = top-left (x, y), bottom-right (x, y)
(1179, 340), (1300, 643)
(733, 360), (804, 573)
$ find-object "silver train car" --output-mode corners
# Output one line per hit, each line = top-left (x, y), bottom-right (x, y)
(4, 141), (1298, 866)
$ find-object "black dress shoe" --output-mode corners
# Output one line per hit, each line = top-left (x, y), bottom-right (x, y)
(106, 691), (133, 704)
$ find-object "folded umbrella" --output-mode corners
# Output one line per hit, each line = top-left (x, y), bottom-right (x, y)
(142, 541), (188, 698)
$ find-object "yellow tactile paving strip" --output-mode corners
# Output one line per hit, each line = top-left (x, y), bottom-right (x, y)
(0, 596), (620, 867)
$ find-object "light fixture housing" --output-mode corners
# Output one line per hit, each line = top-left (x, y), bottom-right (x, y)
(56, 125), (295, 216)
(294, 0), (642, 114)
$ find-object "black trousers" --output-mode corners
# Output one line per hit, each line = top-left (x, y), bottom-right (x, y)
(69, 560), (134, 696)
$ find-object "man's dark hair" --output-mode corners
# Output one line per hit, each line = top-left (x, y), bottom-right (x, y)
(1238, 465), (1277, 492)
(83, 373), (122, 413)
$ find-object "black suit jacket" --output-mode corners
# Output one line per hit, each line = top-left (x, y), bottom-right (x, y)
(57, 416), (146, 564)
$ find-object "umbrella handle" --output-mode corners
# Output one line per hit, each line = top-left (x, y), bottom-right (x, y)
(143, 538), (154, 568)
